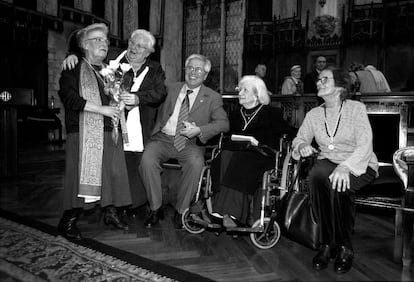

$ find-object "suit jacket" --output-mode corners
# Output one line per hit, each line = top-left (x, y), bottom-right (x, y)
(152, 82), (229, 144)
(304, 69), (319, 94)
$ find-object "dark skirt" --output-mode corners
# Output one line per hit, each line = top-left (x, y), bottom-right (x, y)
(212, 149), (273, 223)
(125, 151), (147, 207)
(63, 132), (132, 210)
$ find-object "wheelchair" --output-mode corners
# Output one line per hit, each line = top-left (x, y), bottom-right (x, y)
(181, 135), (294, 249)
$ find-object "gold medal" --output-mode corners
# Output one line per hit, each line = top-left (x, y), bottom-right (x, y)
(328, 144), (334, 150)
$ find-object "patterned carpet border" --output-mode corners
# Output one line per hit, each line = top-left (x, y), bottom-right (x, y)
(0, 209), (214, 282)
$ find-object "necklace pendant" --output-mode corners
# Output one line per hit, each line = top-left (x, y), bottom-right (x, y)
(328, 144), (335, 150)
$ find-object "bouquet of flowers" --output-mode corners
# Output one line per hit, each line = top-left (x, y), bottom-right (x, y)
(100, 61), (131, 144)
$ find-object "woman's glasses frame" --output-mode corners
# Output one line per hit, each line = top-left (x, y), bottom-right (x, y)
(316, 76), (333, 85)
(85, 37), (110, 45)
(235, 86), (248, 93)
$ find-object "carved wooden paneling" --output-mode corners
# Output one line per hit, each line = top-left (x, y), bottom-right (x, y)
(348, 3), (384, 42)
(0, 1), (63, 32)
(348, 1), (414, 44)
(275, 18), (305, 50)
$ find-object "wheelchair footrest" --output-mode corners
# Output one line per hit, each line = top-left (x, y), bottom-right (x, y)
(190, 214), (221, 229)
(226, 226), (264, 233)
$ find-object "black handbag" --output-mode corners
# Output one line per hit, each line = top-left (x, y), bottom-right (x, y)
(278, 156), (320, 250)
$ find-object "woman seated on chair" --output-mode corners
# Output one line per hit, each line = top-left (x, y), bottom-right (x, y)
(210, 75), (295, 228)
(292, 67), (378, 274)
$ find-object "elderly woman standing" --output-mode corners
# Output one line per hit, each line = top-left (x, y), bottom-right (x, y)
(281, 65), (303, 95)
(58, 23), (131, 240)
(62, 29), (167, 215)
(211, 75), (295, 227)
(292, 67), (378, 273)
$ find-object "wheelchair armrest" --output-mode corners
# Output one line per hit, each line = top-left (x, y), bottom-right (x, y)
(300, 152), (319, 162)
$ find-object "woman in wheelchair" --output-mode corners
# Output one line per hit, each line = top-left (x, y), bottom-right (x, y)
(292, 67), (378, 274)
(207, 75), (295, 228)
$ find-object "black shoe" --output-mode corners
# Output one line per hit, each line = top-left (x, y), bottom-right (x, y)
(103, 206), (129, 230)
(334, 246), (354, 274)
(58, 209), (83, 241)
(174, 211), (183, 229)
(144, 209), (164, 228)
(312, 244), (336, 271)
(124, 207), (139, 218)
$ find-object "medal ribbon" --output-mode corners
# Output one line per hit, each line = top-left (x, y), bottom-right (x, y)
(324, 101), (344, 147)
(240, 104), (264, 131)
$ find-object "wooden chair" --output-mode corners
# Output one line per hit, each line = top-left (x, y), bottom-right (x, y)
(24, 107), (62, 143)
(392, 147), (414, 267)
(0, 88), (62, 144)
(0, 88), (35, 106)
(355, 103), (408, 264)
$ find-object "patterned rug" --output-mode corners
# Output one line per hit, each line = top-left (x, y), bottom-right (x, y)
(0, 210), (213, 282)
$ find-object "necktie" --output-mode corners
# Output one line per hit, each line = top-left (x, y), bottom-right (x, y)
(174, 89), (192, 151)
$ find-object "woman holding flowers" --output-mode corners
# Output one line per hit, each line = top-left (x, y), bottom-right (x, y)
(57, 23), (131, 240)
(62, 29), (168, 216)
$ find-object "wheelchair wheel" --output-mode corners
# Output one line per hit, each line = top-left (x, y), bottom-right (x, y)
(249, 217), (281, 249)
(182, 208), (205, 234)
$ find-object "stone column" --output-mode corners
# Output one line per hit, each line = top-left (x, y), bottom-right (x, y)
(150, 0), (163, 38)
(219, 0), (226, 94)
(37, 0), (58, 16)
(196, 0), (203, 53)
(161, 0), (183, 83)
(105, 0), (119, 36)
(124, 0), (139, 39)
(75, 0), (92, 12)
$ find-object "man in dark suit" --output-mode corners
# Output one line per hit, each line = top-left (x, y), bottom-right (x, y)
(139, 54), (230, 229)
(304, 56), (327, 94)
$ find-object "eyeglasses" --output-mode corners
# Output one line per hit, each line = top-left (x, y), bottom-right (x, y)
(235, 86), (247, 92)
(128, 40), (148, 50)
(316, 76), (333, 84)
(185, 66), (205, 75)
(85, 37), (109, 44)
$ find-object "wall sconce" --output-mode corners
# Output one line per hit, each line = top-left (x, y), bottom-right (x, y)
(319, 0), (326, 8)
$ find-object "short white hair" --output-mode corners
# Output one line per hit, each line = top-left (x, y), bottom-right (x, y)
(239, 75), (270, 105)
(77, 23), (108, 52)
(130, 29), (156, 53)
(185, 54), (212, 73)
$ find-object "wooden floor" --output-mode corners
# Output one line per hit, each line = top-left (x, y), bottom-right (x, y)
(1, 143), (414, 281)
